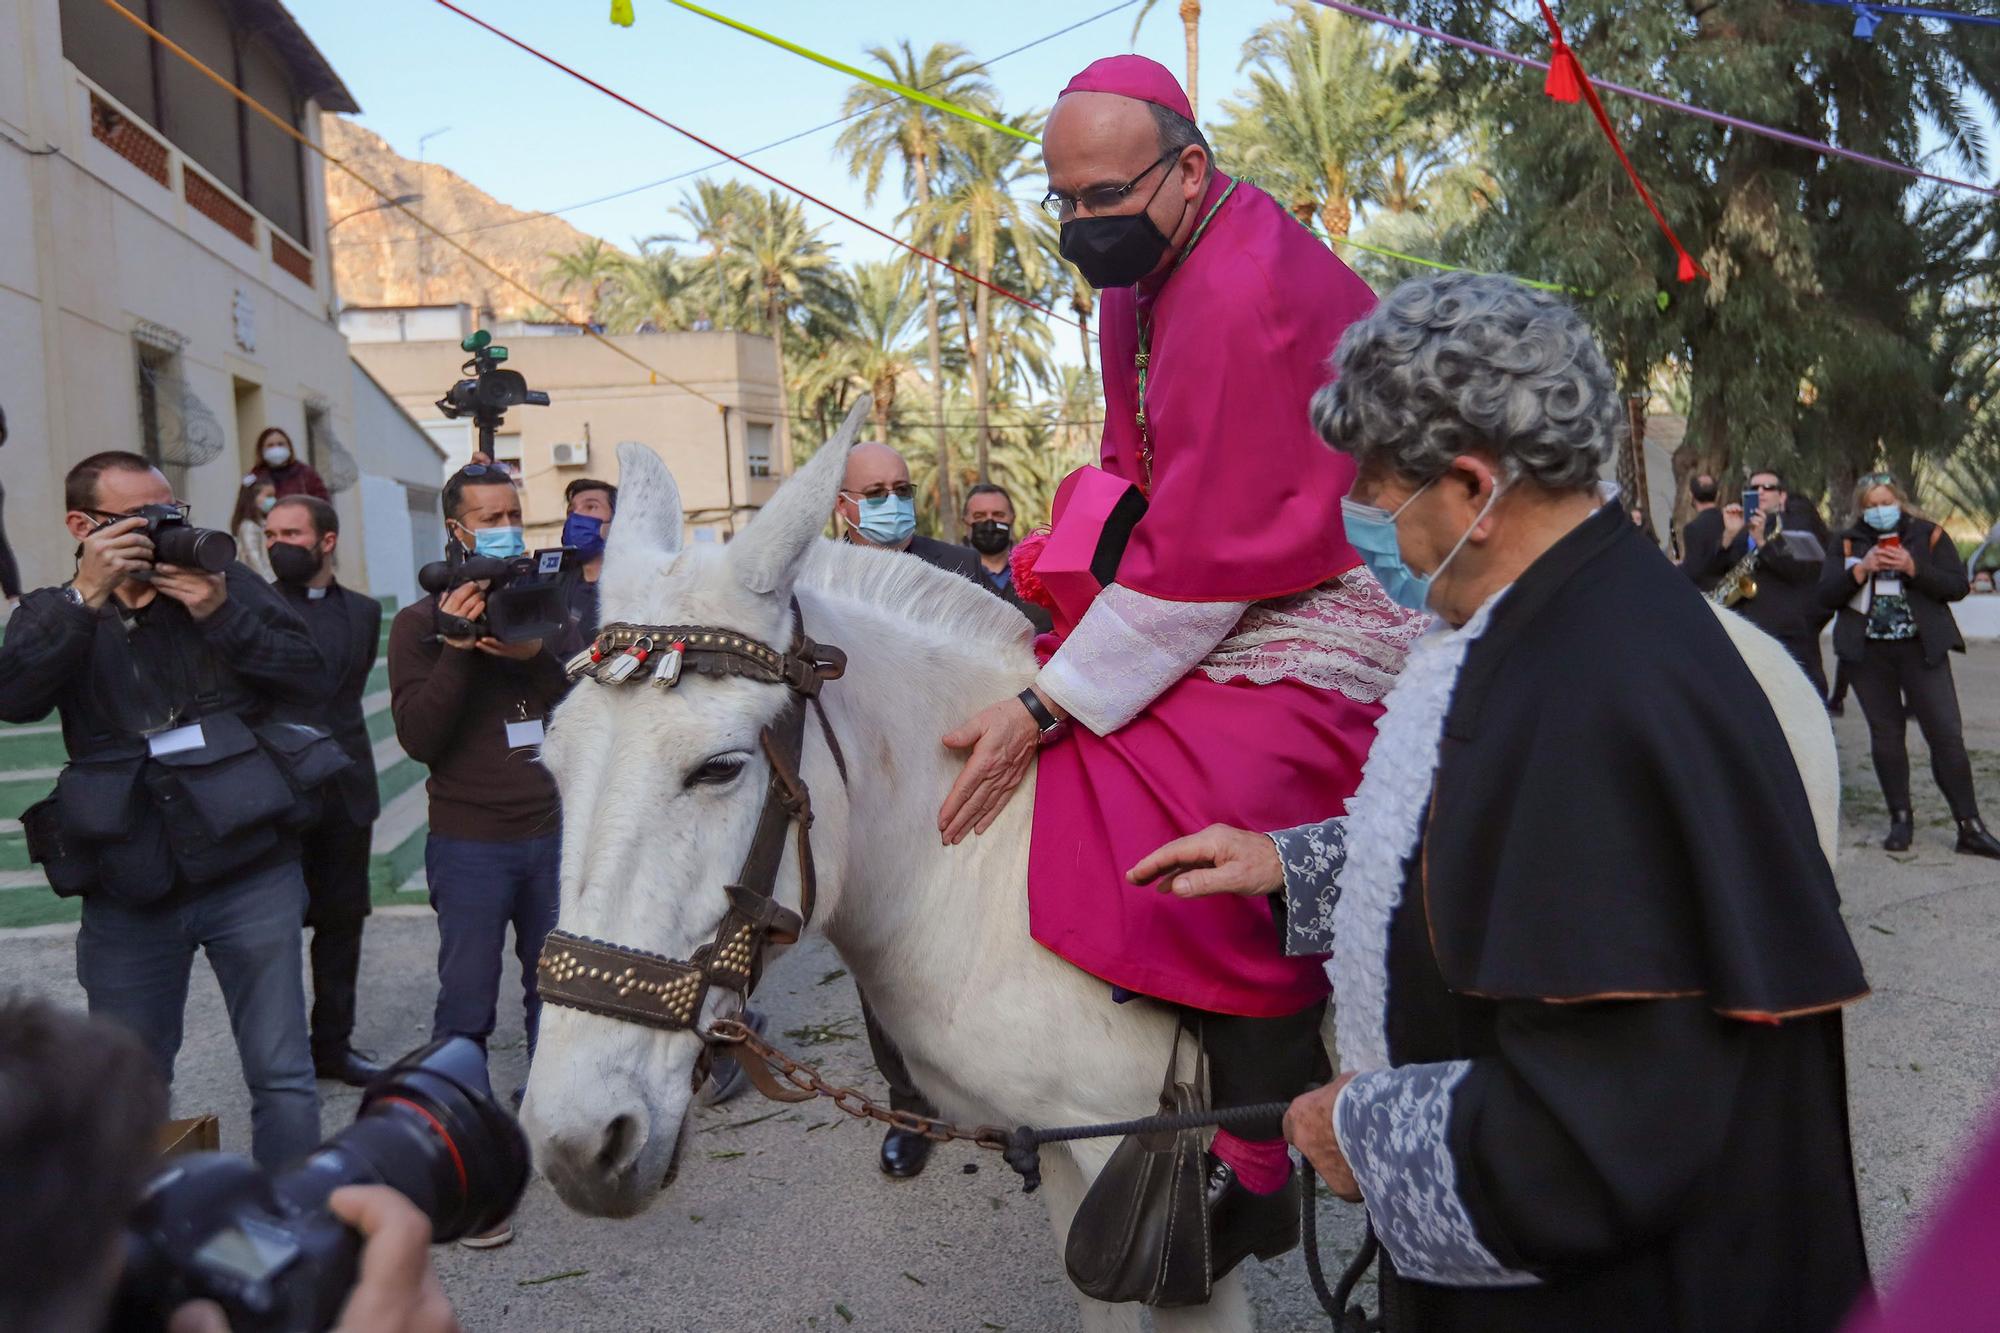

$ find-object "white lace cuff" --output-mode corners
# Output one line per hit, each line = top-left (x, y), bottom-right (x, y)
(1037, 584), (1249, 736)
(1333, 1062), (1542, 1289)
(1271, 817), (1346, 956)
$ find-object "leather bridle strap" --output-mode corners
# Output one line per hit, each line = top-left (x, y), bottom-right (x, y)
(536, 600), (843, 1050)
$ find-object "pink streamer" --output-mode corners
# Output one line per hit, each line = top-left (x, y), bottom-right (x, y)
(1309, 0), (2000, 201)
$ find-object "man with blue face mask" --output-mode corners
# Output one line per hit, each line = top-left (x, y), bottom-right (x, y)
(386, 466), (565, 1248)
(558, 477), (616, 645)
(833, 441), (986, 586)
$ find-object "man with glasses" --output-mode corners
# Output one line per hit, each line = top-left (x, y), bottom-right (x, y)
(934, 55), (1418, 1277)
(1700, 470), (1831, 698)
(0, 451), (325, 1168)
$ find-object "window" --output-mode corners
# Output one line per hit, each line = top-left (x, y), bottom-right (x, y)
(60, 0), (309, 245)
(746, 421), (774, 478)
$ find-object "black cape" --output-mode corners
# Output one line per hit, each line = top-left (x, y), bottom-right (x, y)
(1376, 504), (1870, 1331)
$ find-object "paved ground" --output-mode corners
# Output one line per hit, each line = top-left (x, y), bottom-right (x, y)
(4, 642), (1999, 1330)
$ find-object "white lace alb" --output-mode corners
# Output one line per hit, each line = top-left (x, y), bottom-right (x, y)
(1036, 585), (1248, 736)
(1201, 566), (1426, 704)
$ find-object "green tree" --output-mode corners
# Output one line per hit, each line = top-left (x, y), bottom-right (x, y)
(919, 113), (1055, 482)
(838, 41), (997, 520)
(542, 237), (626, 325)
(603, 241), (695, 333)
(671, 179), (761, 331)
(727, 189), (842, 447)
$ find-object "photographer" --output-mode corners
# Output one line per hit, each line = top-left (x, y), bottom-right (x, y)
(0, 452), (325, 1170)
(388, 467), (563, 1139)
(264, 496), (386, 1089)
(0, 995), (460, 1333)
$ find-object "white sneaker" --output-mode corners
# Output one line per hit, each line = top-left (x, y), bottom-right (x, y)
(459, 1222), (514, 1249)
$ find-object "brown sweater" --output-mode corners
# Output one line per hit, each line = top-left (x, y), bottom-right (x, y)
(387, 596), (568, 842)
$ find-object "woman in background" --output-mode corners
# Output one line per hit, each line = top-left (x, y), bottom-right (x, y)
(231, 475), (279, 582)
(1820, 472), (2000, 858)
(249, 427), (330, 501)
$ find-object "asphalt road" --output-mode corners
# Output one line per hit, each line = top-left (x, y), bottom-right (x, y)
(5, 642), (2000, 1331)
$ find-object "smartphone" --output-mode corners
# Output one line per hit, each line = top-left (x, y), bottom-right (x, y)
(1877, 533), (1901, 551)
(1741, 489), (1760, 518)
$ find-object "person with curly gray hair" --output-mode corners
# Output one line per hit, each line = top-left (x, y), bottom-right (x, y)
(1133, 274), (1871, 1329)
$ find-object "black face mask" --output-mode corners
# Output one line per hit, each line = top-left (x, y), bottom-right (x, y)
(1059, 170), (1190, 290)
(269, 541), (322, 586)
(968, 520), (1013, 555)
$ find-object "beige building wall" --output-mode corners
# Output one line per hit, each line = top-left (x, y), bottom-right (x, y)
(348, 328), (788, 550)
(0, 0), (434, 599)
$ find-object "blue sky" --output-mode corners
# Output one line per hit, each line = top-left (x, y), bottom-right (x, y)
(293, 0), (1286, 267)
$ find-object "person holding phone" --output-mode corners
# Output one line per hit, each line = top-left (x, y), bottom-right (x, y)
(1820, 472), (2000, 856)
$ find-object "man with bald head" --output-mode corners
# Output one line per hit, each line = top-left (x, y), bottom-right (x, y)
(933, 55), (1417, 1281)
(834, 440), (986, 584)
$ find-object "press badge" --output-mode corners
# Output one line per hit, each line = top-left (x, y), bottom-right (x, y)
(1873, 576), (1903, 597)
(147, 722), (206, 758)
(505, 718), (546, 750)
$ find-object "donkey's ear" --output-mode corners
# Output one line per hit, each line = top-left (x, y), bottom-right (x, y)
(726, 396), (869, 596)
(600, 442), (683, 595)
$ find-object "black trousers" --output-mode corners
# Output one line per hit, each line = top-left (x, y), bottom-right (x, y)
(301, 808), (374, 1059)
(1203, 999), (1330, 1141)
(1776, 632), (1830, 702)
(1849, 640), (1980, 821)
(859, 986), (937, 1117)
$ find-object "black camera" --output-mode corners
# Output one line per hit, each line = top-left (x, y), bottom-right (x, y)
(112, 1037), (528, 1333)
(417, 546), (580, 644)
(134, 503), (236, 573)
(435, 329), (549, 440)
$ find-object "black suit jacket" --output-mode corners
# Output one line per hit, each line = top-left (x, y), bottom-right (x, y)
(904, 536), (1050, 636)
(1708, 524), (1823, 642)
(1819, 515), (1968, 667)
(272, 580), (383, 825)
(1676, 508), (1725, 592)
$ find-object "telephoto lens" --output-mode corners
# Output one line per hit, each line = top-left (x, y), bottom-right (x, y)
(113, 1037), (529, 1333)
(135, 504), (237, 572)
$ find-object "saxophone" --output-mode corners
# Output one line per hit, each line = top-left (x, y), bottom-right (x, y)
(1710, 514), (1778, 608)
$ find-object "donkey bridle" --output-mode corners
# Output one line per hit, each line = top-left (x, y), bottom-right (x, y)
(536, 603), (847, 1087)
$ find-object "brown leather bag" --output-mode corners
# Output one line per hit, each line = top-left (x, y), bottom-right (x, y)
(1063, 1020), (1213, 1308)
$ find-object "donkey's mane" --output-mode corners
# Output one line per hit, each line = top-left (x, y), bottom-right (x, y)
(797, 538), (1034, 655)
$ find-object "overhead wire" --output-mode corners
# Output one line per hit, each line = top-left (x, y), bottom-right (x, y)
(330, 0), (1142, 248)
(429, 0), (1078, 328)
(93, 0), (737, 409)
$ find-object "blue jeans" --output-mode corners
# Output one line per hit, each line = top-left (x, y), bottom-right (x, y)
(425, 832), (561, 1061)
(76, 858), (322, 1168)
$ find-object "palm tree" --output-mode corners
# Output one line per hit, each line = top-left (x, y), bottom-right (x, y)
(604, 241), (695, 333)
(919, 115), (1053, 481)
(836, 261), (926, 444)
(1131, 0), (1203, 117)
(1210, 3), (1410, 239)
(728, 190), (841, 454)
(542, 237), (625, 325)
(1069, 271), (1096, 375)
(671, 179), (761, 330)
(838, 41), (996, 520)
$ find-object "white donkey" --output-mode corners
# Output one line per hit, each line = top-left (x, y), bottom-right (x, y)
(521, 403), (1253, 1332)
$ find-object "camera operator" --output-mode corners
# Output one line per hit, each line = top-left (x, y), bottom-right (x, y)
(0, 452), (325, 1170)
(0, 995), (460, 1333)
(263, 496), (386, 1089)
(388, 467), (563, 1145)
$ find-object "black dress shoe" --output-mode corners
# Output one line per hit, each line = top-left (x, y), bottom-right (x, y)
(314, 1047), (386, 1088)
(1956, 818), (2000, 860)
(1206, 1157), (1300, 1280)
(879, 1127), (934, 1178)
(1884, 810), (1914, 852)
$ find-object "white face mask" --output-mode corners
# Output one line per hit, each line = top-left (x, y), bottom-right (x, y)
(262, 445), (292, 468)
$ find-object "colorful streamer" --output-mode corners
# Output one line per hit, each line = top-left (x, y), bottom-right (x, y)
(1308, 0), (2000, 201)
(658, 0), (1040, 144)
(1800, 0), (2000, 36)
(1536, 0), (1704, 281)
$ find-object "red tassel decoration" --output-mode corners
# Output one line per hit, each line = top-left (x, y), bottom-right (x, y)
(1544, 47), (1583, 104)
(1011, 530), (1056, 612)
(1675, 250), (1702, 283)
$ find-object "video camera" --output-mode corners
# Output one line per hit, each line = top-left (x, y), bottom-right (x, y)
(112, 1037), (528, 1333)
(420, 329), (573, 643)
(418, 545), (580, 644)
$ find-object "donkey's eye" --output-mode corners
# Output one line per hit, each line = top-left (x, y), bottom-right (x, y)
(687, 753), (750, 788)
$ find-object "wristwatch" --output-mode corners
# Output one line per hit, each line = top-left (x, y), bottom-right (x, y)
(60, 585), (88, 611)
(1018, 687), (1062, 735)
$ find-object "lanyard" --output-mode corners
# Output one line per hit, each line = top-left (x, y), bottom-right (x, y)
(1133, 179), (1238, 493)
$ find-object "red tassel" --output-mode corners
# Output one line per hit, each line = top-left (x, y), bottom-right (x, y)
(1544, 48), (1583, 104)
(1011, 530), (1056, 611)
(1676, 250), (1702, 283)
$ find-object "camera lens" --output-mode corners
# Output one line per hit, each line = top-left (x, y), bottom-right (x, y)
(272, 1037), (528, 1242)
(152, 523), (238, 573)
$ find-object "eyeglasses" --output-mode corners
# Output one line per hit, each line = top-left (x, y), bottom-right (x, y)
(457, 463), (509, 479)
(1751, 482), (1784, 492)
(1040, 149), (1178, 221)
(1859, 471), (1895, 487)
(88, 502), (187, 524)
(842, 483), (915, 503)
